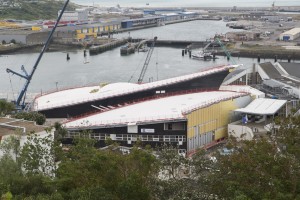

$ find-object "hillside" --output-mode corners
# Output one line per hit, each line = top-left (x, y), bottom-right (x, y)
(0, 0), (78, 20)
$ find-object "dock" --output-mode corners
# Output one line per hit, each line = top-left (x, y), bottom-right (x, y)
(89, 39), (127, 55)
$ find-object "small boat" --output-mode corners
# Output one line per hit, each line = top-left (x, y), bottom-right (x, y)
(192, 51), (213, 60)
(120, 43), (135, 55)
(138, 45), (149, 52)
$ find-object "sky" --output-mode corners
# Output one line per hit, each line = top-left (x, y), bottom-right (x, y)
(72, 0), (300, 8)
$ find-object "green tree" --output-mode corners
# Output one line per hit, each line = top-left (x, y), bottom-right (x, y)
(208, 137), (300, 200)
(19, 132), (56, 176)
(0, 99), (15, 116)
(9, 39), (16, 44)
(14, 111), (46, 125)
(275, 115), (300, 160)
(150, 145), (213, 200)
(56, 136), (158, 200)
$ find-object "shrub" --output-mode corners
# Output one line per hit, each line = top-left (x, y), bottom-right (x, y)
(14, 111), (46, 125)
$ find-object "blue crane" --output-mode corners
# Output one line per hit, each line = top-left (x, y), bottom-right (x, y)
(6, 0), (70, 109)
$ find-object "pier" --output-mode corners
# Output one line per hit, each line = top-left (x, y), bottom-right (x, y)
(130, 38), (210, 48)
(89, 38), (127, 55)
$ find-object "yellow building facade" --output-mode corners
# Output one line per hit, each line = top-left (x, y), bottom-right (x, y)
(185, 95), (251, 155)
(75, 24), (121, 40)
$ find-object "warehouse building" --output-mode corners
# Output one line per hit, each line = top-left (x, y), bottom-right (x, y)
(54, 22), (121, 41)
(279, 27), (300, 41)
(0, 30), (49, 45)
(63, 90), (253, 156)
(226, 31), (260, 41)
(58, 9), (89, 22)
(121, 16), (164, 28)
(222, 62), (300, 100)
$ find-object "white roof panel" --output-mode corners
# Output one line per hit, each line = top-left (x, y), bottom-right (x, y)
(219, 85), (265, 98)
(281, 27), (300, 36)
(33, 65), (237, 111)
(65, 91), (244, 129)
(235, 98), (287, 115)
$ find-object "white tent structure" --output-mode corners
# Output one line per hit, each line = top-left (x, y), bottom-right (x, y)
(235, 98), (287, 116)
(228, 98), (288, 140)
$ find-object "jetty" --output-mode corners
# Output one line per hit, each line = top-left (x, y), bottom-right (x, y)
(89, 38), (127, 55)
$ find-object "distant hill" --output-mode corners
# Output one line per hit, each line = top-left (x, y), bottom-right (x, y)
(0, 0), (78, 20)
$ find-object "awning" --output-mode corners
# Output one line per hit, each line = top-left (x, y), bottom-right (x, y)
(235, 98), (287, 115)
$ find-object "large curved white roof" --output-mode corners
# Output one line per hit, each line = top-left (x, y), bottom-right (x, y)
(33, 82), (140, 111)
(65, 91), (246, 129)
(33, 65), (238, 111)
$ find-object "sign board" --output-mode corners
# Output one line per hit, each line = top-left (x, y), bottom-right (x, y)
(141, 128), (155, 133)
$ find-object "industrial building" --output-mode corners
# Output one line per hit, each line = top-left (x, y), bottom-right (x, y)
(221, 63), (299, 141)
(226, 31), (260, 41)
(143, 8), (185, 15)
(121, 12), (198, 29)
(0, 29), (49, 45)
(279, 27), (300, 41)
(54, 22), (121, 41)
(58, 9), (89, 22)
(121, 16), (164, 28)
(222, 62), (300, 100)
(64, 90), (252, 156)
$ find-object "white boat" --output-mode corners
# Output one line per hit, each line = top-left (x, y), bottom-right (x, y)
(191, 51), (213, 60)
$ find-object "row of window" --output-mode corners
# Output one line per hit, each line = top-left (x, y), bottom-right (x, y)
(77, 25), (121, 34)
(66, 132), (186, 142)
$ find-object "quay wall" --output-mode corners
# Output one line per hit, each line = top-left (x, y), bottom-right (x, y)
(214, 50), (300, 60)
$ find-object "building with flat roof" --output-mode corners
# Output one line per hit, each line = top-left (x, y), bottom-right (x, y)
(63, 90), (252, 156)
(54, 22), (121, 41)
(0, 117), (54, 157)
(228, 98), (289, 140)
(0, 29), (49, 45)
(222, 62), (300, 100)
(58, 9), (89, 22)
(279, 27), (300, 41)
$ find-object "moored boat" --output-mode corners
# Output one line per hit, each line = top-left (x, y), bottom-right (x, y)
(191, 51), (213, 60)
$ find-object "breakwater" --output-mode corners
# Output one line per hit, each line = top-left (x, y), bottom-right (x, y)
(89, 39), (128, 55)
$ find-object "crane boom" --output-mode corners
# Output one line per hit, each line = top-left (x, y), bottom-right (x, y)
(137, 36), (157, 84)
(6, 0), (70, 109)
(215, 38), (236, 65)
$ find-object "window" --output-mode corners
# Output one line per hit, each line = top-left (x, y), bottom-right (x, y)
(164, 122), (185, 131)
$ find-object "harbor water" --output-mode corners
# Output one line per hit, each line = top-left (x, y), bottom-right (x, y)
(0, 20), (293, 100)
